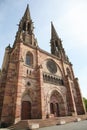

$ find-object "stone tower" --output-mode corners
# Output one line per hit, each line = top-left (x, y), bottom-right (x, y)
(0, 5), (86, 126)
(51, 22), (69, 62)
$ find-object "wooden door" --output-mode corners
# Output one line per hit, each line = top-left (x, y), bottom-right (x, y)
(55, 103), (60, 117)
(50, 103), (54, 114)
(21, 101), (31, 120)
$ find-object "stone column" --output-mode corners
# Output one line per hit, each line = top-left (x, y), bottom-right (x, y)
(74, 78), (86, 114)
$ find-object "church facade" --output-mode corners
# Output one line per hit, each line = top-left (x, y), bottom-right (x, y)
(0, 5), (86, 125)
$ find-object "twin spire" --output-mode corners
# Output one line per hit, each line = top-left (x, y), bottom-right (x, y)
(15, 4), (69, 62)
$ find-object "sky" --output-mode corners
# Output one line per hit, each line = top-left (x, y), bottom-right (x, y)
(0, 0), (87, 98)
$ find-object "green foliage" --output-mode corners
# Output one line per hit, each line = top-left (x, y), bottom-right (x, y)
(83, 97), (87, 111)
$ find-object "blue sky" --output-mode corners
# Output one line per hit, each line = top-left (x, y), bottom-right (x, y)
(0, 0), (87, 98)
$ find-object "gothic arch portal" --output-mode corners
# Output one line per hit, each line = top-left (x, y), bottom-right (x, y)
(47, 89), (67, 117)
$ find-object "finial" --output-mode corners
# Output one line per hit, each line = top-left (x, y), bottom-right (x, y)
(6, 44), (11, 50)
(51, 22), (59, 39)
(23, 4), (31, 21)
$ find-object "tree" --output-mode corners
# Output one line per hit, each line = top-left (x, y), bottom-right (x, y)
(83, 97), (87, 111)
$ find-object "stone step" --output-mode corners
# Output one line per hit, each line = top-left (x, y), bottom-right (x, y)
(8, 115), (87, 130)
(8, 118), (73, 129)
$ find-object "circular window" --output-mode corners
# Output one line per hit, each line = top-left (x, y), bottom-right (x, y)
(46, 60), (57, 74)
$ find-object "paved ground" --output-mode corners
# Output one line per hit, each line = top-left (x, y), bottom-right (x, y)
(39, 120), (87, 130)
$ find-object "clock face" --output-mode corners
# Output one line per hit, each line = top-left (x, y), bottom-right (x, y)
(47, 60), (57, 73)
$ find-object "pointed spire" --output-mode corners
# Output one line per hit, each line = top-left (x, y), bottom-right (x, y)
(22, 4), (31, 21)
(51, 22), (59, 40)
(14, 5), (37, 46)
(50, 22), (69, 62)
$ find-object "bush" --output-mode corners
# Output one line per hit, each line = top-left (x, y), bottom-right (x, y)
(83, 97), (87, 111)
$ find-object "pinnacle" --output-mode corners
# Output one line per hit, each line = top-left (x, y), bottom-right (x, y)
(23, 4), (31, 21)
(51, 22), (59, 39)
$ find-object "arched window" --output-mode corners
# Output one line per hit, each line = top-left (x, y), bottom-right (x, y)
(28, 23), (31, 32)
(26, 52), (33, 66)
(55, 40), (59, 51)
(23, 22), (26, 31)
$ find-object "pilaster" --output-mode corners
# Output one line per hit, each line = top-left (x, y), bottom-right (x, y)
(65, 76), (77, 116)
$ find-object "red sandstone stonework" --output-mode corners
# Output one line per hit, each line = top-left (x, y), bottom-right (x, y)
(0, 5), (86, 126)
